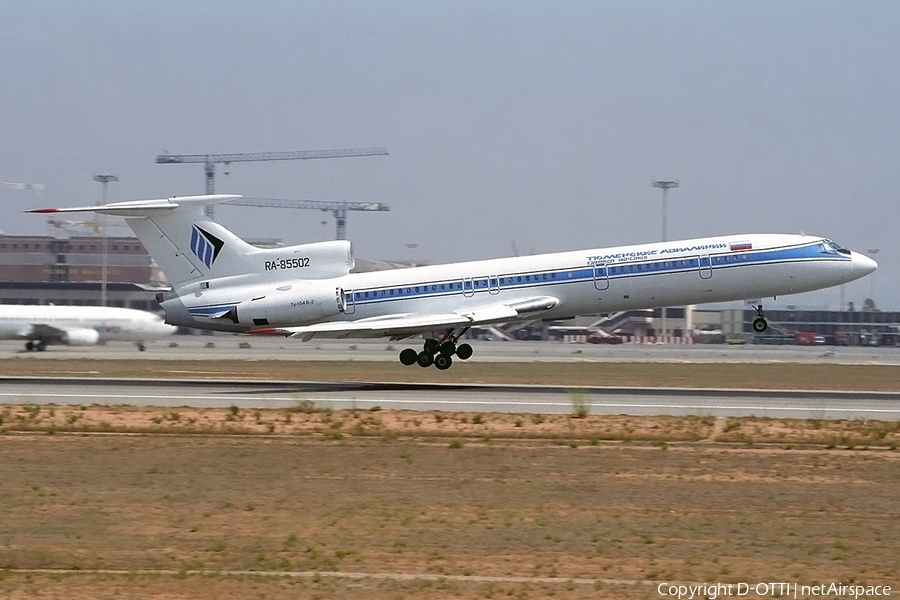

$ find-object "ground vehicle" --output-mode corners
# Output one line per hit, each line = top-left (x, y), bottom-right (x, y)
(587, 332), (624, 344)
(795, 331), (818, 345)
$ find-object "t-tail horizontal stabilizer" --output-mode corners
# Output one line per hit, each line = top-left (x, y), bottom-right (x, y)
(27, 194), (243, 217)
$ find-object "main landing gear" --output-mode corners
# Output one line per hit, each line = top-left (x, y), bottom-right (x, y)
(399, 329), (473, 370)
(752, 304), (768, 333)
(25, 340), (47, 352)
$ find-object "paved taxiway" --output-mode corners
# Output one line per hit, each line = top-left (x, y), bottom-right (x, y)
(4, 378), (900, 420)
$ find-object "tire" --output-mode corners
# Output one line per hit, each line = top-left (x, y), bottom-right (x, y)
(434, 354), (453, 370)
(752, 318), (768, 333)
(399, 348), (418, 366)
(423, 339), (439, 354)
(456, 343), (473, 360)
(439, 341), (456, 356)
(416, 351), (434, 368)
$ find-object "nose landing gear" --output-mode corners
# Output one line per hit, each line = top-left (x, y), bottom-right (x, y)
(752, 304), (768, 333)
(399, 328), (473, 369)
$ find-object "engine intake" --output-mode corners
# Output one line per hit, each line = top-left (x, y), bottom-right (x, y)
(62, 328), (101, 346)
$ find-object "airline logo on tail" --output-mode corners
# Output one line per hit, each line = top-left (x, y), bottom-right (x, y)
(190, 225), (225, 268)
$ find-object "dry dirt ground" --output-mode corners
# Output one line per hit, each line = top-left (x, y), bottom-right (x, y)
(1, 410), (899, 599)
(1, 360), (899, 598)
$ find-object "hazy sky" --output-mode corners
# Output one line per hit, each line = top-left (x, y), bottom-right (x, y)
(1, 1), (896, 309)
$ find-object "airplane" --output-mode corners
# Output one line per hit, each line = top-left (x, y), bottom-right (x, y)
(0, 304), (176, 351)
(29, 194), (876, 369)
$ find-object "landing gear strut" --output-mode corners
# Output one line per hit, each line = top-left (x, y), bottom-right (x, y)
(752, 304), (768, 333)
(399, 328), (473, 369)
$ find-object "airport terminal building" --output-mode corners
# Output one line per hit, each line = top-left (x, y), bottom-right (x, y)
(0, 233), (166, 309)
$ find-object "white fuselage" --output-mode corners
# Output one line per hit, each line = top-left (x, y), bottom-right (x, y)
(0, 305), (177, 345)
(162, 233), (876, 334)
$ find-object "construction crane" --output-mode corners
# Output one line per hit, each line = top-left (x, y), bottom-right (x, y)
(226, 197), (389, 240)
(155, 146), (389, 219)
(0, 181), (46, 191)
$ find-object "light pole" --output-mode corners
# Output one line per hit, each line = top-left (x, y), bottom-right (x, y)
(652, 180), (679, 340)
(866, 249), (880, 306)
(93, 175), (118, 306)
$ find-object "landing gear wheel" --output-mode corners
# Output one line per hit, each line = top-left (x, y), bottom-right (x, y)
(423, 339), (440, 354)
(25, 341), (34, 352)
(36, 341), (47, 351)
(434, 354), (453, 370)
(439, 341), (456, 356)
(752, 317), (768, 333)
(399, 348), (418, 366)
(137, 344), (146, 352)
(416, 351), (434, 368)
(456, 343), (473, 360)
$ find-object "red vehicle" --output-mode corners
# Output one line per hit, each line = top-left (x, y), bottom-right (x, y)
(794, 331), (818, 345)
(587, 332), (624, 344)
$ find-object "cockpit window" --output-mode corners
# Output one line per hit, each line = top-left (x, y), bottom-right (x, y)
(821, 239), (851, 256)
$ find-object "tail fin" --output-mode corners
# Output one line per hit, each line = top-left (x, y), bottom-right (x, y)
(29, 194), (354, 286)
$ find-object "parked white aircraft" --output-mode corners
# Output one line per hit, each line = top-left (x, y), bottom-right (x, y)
(0, 304), (176, 351)
(30, 195), (876, 369)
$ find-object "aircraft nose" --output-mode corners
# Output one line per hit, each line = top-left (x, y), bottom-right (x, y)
(852, 252), (878, 276)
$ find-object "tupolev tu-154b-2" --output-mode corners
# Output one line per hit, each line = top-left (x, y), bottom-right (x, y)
(30, 194), (876, 369)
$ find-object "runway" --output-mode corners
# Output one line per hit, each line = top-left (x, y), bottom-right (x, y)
(2, 336), (900, 364)
(4, 377), (900, 420)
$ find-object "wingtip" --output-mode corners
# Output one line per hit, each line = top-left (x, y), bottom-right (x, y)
(247, 327), (293, 336)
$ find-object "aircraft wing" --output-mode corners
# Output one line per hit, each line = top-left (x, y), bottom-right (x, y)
(252, 295), (559, 341)
(26, 323), (69, 342)
(16, 322), (102, 346)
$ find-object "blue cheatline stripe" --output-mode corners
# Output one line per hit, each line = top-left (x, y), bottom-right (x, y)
(188, 305), (236, 316)
(345, 242), (849, 307)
